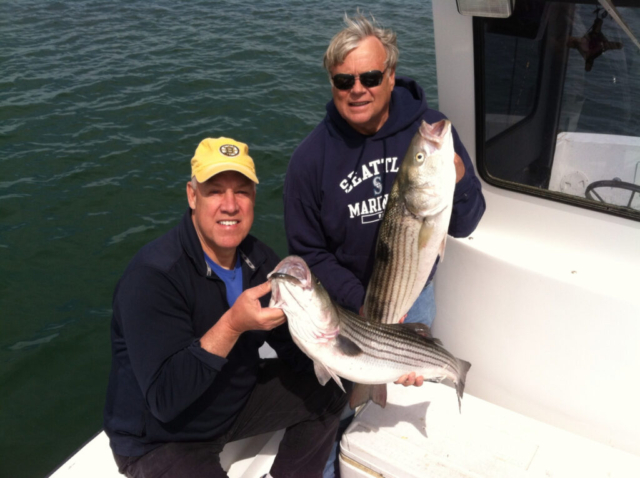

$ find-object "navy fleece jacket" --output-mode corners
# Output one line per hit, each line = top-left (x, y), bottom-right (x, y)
(104, 209), (309, 457)
(284, 77), (485, 313)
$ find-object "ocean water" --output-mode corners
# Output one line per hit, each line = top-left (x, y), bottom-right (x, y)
(0, 1), (437, 476)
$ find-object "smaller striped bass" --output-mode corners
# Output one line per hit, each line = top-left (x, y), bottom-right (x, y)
(364, 119), (456, 324)
(269, 256), (471, 409)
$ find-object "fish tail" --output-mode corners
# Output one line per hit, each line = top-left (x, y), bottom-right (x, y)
(349, 383), (387, 410)
(456, 359), (471, 413)
(455, 359), (472, 412)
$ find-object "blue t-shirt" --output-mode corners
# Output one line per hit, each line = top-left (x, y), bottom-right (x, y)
(204, 253), (243, 306)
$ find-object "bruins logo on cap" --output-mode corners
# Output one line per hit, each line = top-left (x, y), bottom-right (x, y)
(219, 144), (240, 157)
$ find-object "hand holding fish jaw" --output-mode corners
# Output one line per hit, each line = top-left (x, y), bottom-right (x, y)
(225, 281), (287, 333)
(199, 281), (286, 359)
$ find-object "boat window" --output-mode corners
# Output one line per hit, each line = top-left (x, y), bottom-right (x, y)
(476, 0), (640, 220)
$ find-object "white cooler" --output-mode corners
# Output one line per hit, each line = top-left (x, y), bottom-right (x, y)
(339, 382), (640, 477)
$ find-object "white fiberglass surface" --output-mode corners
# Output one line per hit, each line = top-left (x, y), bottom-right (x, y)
(432, 0), (640, 456)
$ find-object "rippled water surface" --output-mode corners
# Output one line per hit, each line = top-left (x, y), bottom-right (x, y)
(0, 1), (436, 476)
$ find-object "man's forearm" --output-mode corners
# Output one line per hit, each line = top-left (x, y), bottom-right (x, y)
(199, 309), (241, 358)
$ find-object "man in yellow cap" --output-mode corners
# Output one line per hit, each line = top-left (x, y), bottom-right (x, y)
(104, 137), (349, 478)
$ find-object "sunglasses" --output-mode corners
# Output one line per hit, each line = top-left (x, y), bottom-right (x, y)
(331, 69), (387, 91)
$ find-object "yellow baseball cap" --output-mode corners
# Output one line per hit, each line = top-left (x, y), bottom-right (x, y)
(191, 137), (259, 184)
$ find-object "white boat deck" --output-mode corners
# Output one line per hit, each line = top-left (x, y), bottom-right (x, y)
(339, 382), (640, 477)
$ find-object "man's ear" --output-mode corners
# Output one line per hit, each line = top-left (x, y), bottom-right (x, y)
(187, 182), (197, 210)
(388, 68), (396, 89)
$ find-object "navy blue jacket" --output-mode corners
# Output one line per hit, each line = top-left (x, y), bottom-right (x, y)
(104, 209), (308, 457)
(284, 77), (485, 313)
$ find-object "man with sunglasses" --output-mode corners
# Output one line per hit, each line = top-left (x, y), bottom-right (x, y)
(284, 12), (485, 332)
(283, 12), (485, 478)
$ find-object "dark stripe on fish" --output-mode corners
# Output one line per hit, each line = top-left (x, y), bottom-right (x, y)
(375, 238), (391, 264)
(338, 310), (461, 373)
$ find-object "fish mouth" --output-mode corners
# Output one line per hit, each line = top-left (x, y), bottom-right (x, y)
(268, 256), (312, 288)
(269, 272), (302, 285)
(418, 119), (451, 154)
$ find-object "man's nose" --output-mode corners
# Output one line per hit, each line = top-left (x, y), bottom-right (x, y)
(220, 189), (239, 213)
(350, 77), (366, 94)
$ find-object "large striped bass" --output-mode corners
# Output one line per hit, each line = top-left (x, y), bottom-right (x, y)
(364, 119), (456, 324)
(269, 255), (471, 409)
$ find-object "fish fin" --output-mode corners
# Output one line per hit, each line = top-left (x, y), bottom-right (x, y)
(313, 361), (346, 393)
(455, 359), (472, 413)
(389, 324), (444, 346)
(371, 384), (388, 408)
(399, 323), (434, 339)
(335, 335), (363, 356)
(349, 383), (370, 409)
(333, 375), (346, 393)
(313, 361), (332, 386)
(439, 235), (447, 262)
(349, 383), (387, 409)
(418, 220), (435, 249)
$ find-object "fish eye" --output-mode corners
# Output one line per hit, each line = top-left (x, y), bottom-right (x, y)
(415, 152), (425, 163)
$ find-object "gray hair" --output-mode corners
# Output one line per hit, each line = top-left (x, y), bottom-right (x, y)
(323, 12), (398, 73)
